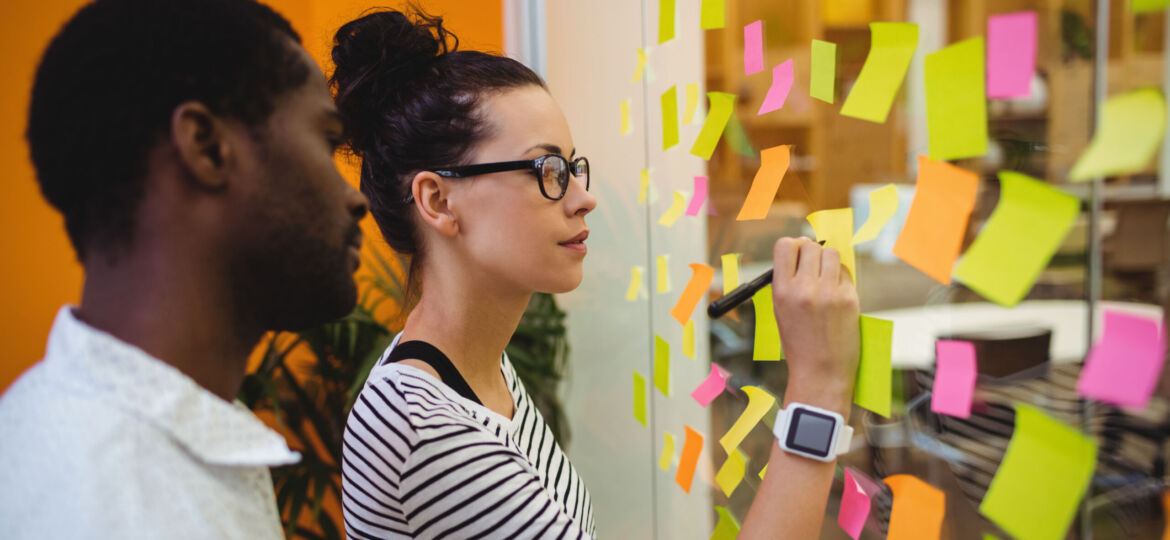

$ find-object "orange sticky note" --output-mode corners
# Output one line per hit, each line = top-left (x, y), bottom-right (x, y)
(736, 145), (791, 221)
(884, 474), (946, 540)
(893, 155), (979, 284)
(675, 426), (704, 493)
(670, 263), (715, 325)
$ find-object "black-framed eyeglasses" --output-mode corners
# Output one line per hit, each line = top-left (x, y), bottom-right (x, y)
(429, 154), (590, 201)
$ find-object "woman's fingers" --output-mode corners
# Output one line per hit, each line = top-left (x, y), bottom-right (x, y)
(821, 247), (840, 285)
(795, 239), (822, 282)
(773, 237), (809, 282)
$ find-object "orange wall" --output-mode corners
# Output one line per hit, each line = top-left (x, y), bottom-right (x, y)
(0, 0), (503, 391)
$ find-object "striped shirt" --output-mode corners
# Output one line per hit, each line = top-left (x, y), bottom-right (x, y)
(342, 335), (596, 539)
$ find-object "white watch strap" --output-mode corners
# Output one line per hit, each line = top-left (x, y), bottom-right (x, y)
(834, 425), (854, 456)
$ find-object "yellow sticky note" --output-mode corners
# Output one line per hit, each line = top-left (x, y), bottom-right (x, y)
(1133, 0), (1170, 13)
(715, 449), (747, 497)
(659, 431), (676, 471)
(721, 253), (741, 294)
(633, 371), (647, 426)
(626, 266), (644, 301)
(683, 82), (700, 125)
(700, 0), (725, 29)
(661, 85), (679, 150)
(752, 285), (782, 361)
(670, 263), (715, 326)
(621, 99), (632, 135)
(690, 92), (736, 160)
(953, 171), (1079, 307)
(656, 254), (671, 293)
(853, 184), (899, 244)
(683, 319), (695, 359)
(885, 475), (946, 539)
(654, 334), (670, 396)
(719, 386), (776, 454)
(736, 145), (791, 221)
(658, 0), (675, 44)
(926, 37), (988, 160)
(840, 23), (918, 123)
(811, 39), (836, 103)
(1070, 88), (1168, 181)
(632, 49), (648, 82)
(639, 169), (650, 204)
(658, 191), (686, 227)
(855, 315), (893, 417)
(807, 208), (857, 283)
(980, 404), (1097, 540)
(758, 463), (768, 479)
(711, 506), (740, 540)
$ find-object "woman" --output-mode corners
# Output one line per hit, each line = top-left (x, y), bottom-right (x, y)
(333, 9), (859, 540)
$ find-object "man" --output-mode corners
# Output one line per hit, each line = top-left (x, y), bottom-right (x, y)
(0, 0), (368, 537)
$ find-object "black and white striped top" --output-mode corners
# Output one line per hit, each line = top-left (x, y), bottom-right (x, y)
(341, 335), (596, 539)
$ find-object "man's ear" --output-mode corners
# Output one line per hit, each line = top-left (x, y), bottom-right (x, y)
(411, 171), (459, 238)
(170, 101), (232, 191)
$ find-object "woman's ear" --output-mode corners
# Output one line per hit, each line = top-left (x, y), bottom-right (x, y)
(411, 171), (459, 238)
(170, 101), (232, 191)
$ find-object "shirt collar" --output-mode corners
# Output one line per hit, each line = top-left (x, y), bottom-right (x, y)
(43, 306), (301, 467)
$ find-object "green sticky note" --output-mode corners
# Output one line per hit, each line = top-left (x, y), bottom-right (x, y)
(926, 37), (988, 160)
(840, 23), (918, 123)
(654, 334), (670, 396)
(1132, 0), (1170, 13)
(633, 370), (647, 426)
(724, 112), (756, 158)
(953, 172), (1079, 307)
(661, 86), (679, 150)
(810, 40), (836, 103)
(980, 404), (1097, 540)
(1070, 88), (1167, 181)
(690, 92), (736, 160)
(700, 0), (725, 29)
(710, 506), (741, 540)
(658, 0), (675, 44)
(752, 285), (782, 361)
(854, 315), (892, 417)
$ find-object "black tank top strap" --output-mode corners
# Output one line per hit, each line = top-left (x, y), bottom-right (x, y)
(385, 340), (483, 405)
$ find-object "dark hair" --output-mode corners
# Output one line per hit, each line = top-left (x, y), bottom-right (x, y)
(330, 7), (545, 263)
(27, 0), (310, 262)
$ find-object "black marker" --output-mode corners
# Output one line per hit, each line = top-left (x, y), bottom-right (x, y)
(707, 240), (825, 319)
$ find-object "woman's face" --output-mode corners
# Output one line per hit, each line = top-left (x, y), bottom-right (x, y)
(448, 85), (597, 295)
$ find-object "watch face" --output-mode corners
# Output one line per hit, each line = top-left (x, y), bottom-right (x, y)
(785, 408), (836, 457)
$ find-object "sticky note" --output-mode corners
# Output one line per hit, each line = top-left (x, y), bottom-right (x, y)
(686, 176), (708, 216)
(894, 156), (979, 284)
(691, 92), (736, 160)
(638, 169), (650, 204)
(658, 0), (674, 44)
(811, 40), (837, 103)
(691, 363), (731, 407)
(656, 255), (671, 294)
(1070, 88), (1168, 181)
(853, 183), (899, 244)
(715, 449), (747, 497)
(1077, 310), (1166, 409)
(654, 334), (671, 396)
(885, 475), (945, 540)
(620, 99), (632, 135)
(757, 59), (794, 115)
(855, 315), (893, 417)
(659, 431), (676, 471)
(987, 12), (1037, 98)
(724, 113), (756, 158)
(758, 464), (767, 479)
(839, 469), (871, 540)
(659, 191), (687, 227)
(953, 171), (1079, 307)
(670, 263), (715, 325)
(807, 208), (857, 282)
(1162, 491), (1170, 539)
(744, 20), (764, 75)
(737, 145), (791, 220)
(675, 426), (703, 493)
(841, 23), (918, 123)
(1133, 0), (1170, 12)
(711, 506), (740, 540)
(752, 285), (782, 361)
(633, 371), (647, 426)
(683, 82), (700, 125)
(719, 386), (776, 454)
(980, 404), (1097, 540)
(661, 85), (679, 150)
(626, 266), (645, 301)
(931, 340), (978, 418)
(633, 48), (648, 83)
(683, 319), (695, 359)
(721, 253), (741, 294)
(700, 0), (725, 29)
(926, 37), (988, 160)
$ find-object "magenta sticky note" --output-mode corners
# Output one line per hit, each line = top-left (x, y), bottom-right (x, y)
(757, 59), (794, 115)
(838, 469), (871, 540)
(691, 364), (731, 407)
(1077, 310), (1167, 409)
(931, 340), (978, 418)
(686, 176), (708, 216)
(987, 12), (1037, 99)
(744, 20), (764, 75)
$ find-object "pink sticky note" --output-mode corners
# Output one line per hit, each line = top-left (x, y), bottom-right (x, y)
(685, 176), (708, 216)
(691, 364), (731, 407)
(987, 12), (1036, 99)
(931, 340), (978, 418)
(757, 59), (794, 115)
(839, 469), (872, 540)
(744, 20), (764, 75)
(1077, 310), (1167, 409)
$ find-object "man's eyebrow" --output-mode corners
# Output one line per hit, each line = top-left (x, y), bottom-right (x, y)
(525, 143), (577, 158)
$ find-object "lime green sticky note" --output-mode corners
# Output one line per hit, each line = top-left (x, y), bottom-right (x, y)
(700, 0), (725, 29)
(683, 319), (695, 359)
(690, 92), (736, 160)
(724, 112), (756, 158)
(662, 85), (679, 150)
(658, 0), (675, 44)
(752, 285), (782, 361)
(1070, 88), (1167, 181)
(654, 334), (671, 396)
(1132, 0), (1170, 13)
(926, 37), (988, 160)
(711, 506), (741, 540)
(715, 449), (747, 497)
(980, 404), (1097, 540)
(758, 463), (768, 479)
(807, 208), (857, 283)
(841, 23), (918, 123)
(810, 40), (837, 103)
(633, 370), (647, 426)
(953, 171), (1079, 307)
(854, 315), (892, 417)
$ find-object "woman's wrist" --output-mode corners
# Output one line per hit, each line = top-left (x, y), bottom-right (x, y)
(784, 368), (854, 421)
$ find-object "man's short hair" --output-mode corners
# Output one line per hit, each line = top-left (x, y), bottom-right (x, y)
(26, 0), (311, 261)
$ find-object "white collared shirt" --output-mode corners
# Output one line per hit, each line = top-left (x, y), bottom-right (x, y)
(0, 307), (301, 539)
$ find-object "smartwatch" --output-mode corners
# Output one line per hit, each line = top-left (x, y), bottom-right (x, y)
(772, 402), (853, 463)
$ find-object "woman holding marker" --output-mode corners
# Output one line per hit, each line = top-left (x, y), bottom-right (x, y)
(332, 8), (859, 539)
